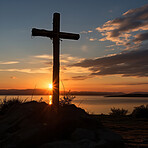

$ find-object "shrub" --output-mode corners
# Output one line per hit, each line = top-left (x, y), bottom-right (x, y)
(60, 90), (75, 106)
(131, 104), (148, 118)
(109, 107), (128, 116)
(0, 97), (23, 114)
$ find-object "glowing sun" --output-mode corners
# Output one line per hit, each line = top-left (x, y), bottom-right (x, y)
(49, 83), (53, 89)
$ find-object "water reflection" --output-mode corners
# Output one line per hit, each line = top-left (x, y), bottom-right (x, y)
(49, 95), (52, 105)
(0, 95), (147, 114)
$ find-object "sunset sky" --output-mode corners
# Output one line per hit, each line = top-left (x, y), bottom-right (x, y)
(0, 0), (148, 92)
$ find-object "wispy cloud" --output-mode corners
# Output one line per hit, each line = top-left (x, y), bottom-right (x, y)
(89, 38), (97, 41)
(63, 66), (91, 74)
(0, 54), (85, 75)
(0, 67), (51, 74)
(63, 75), (92, 81)
(96, 4), (148, 50)
(71, 48), (148, 77)
(34, 55), (53, 59)
(0, 66), (89, 75)
(0, 61), (19, 65)
(105, 48), (115, 51)
(34, 54), (84, 65)
(80, 30), (93, 34)
(106, 45), (115, 48)
(71, 75), (93, 80)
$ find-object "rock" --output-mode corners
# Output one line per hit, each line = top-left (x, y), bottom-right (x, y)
(41, 127), (124, 148)
(41, 140), (77, 148)
(71, 128), (96, 141)
(41, 139), (96, 148)
(76, 139), (96, 148)
(0, 102), (124, 148)
(97, 128), (124, 148)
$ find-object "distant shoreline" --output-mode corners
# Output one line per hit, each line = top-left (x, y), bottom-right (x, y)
(0, 89), (124, 96)
(0, 89), (148, 97)
(0, 94), (118, 96)
(0, 94), (148, 97)
(107, 94), (148, 97)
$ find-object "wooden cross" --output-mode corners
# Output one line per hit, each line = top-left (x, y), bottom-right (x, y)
(32, 13), (80, 109)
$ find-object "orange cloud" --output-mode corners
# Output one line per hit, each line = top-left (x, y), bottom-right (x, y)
(97, 4), (148, 50)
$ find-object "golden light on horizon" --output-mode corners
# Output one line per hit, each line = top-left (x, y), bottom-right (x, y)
(48, 83), (53, 89)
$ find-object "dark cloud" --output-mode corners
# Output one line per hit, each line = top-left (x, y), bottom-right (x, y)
(72, 49), (148, 77)
(110, 20), (145, 38)
(134, 32), (148, 42)
(63, 75), (92, 81)
(110, 4), (148, 37)
(71, 75), (92, 80)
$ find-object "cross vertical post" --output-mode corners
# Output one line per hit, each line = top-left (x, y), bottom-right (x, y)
(52, 13), (60, 109)
(32, 13), (80, 110)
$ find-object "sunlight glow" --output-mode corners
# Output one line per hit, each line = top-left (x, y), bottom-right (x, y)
(49, 95), (52, 105)
(49, 83), (53, 89)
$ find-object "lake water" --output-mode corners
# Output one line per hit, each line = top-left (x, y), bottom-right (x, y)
(0, 95), (148, 114)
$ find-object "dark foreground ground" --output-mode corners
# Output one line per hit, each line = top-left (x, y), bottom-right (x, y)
(0, 101), (124, 148)
(94, 115), (148, 148)
(0, 100), (147, 147)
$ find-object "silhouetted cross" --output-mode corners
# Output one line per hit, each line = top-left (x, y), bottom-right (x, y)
(32, 13), (80, 109)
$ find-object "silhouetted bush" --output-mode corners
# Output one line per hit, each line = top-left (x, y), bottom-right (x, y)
(109, 107), (128, 116)
(60, 90), (75, 106)
(131, 105), (148, 118)
(0, 97), (23, 114)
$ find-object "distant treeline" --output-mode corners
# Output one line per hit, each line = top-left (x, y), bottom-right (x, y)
(0, 89), (124, 96)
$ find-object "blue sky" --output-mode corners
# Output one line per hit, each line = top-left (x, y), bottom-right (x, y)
(0, 0), (148, 92)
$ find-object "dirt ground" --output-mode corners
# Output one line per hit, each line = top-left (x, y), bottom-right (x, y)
(97, 115), (148, 148)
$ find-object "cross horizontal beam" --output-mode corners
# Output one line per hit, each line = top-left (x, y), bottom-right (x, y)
(32, 28), (80, 40)
(32, 13), (80, 110)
